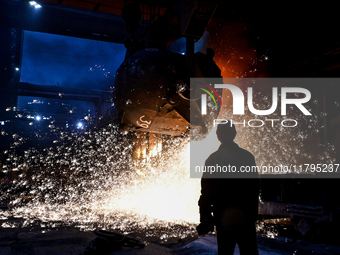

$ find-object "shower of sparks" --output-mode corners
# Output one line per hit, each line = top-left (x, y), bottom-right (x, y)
(0, 89), (338, 241)
(0, 124), (200, 240)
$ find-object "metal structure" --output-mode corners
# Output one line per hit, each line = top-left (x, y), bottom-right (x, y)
(113, 1), (220, 136)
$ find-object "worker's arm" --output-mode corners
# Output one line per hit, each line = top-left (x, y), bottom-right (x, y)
(198, 157), (215, 222)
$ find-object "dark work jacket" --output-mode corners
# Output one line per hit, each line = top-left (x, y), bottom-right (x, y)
(198, 141), (259, 225)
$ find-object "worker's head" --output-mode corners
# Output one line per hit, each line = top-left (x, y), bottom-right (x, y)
(216, 122), (237, 143)
(206, 48), (215, 60)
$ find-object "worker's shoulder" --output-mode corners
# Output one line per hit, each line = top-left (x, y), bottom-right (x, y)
(205, 150), (219, 160)
(237, 146), (255, 158)
(204, 149), (223, 164)
(205, 145), (255, 163)
(219, 144), (254, 158)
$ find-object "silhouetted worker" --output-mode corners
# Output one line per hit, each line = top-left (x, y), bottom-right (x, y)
(198, 122), (259, 255)
(195, 48), (222, 78)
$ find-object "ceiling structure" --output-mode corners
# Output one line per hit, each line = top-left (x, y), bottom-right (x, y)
(2, 0), (129, 44)
(2, 0), (340, 76)
(33, 0), (171, 16)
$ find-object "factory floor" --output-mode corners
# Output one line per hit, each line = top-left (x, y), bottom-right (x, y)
(1, 223), (340, 255)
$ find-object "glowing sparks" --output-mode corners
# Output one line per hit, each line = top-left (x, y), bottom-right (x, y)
(0, 125), (200, 239)
(0, 86), (337, 242)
